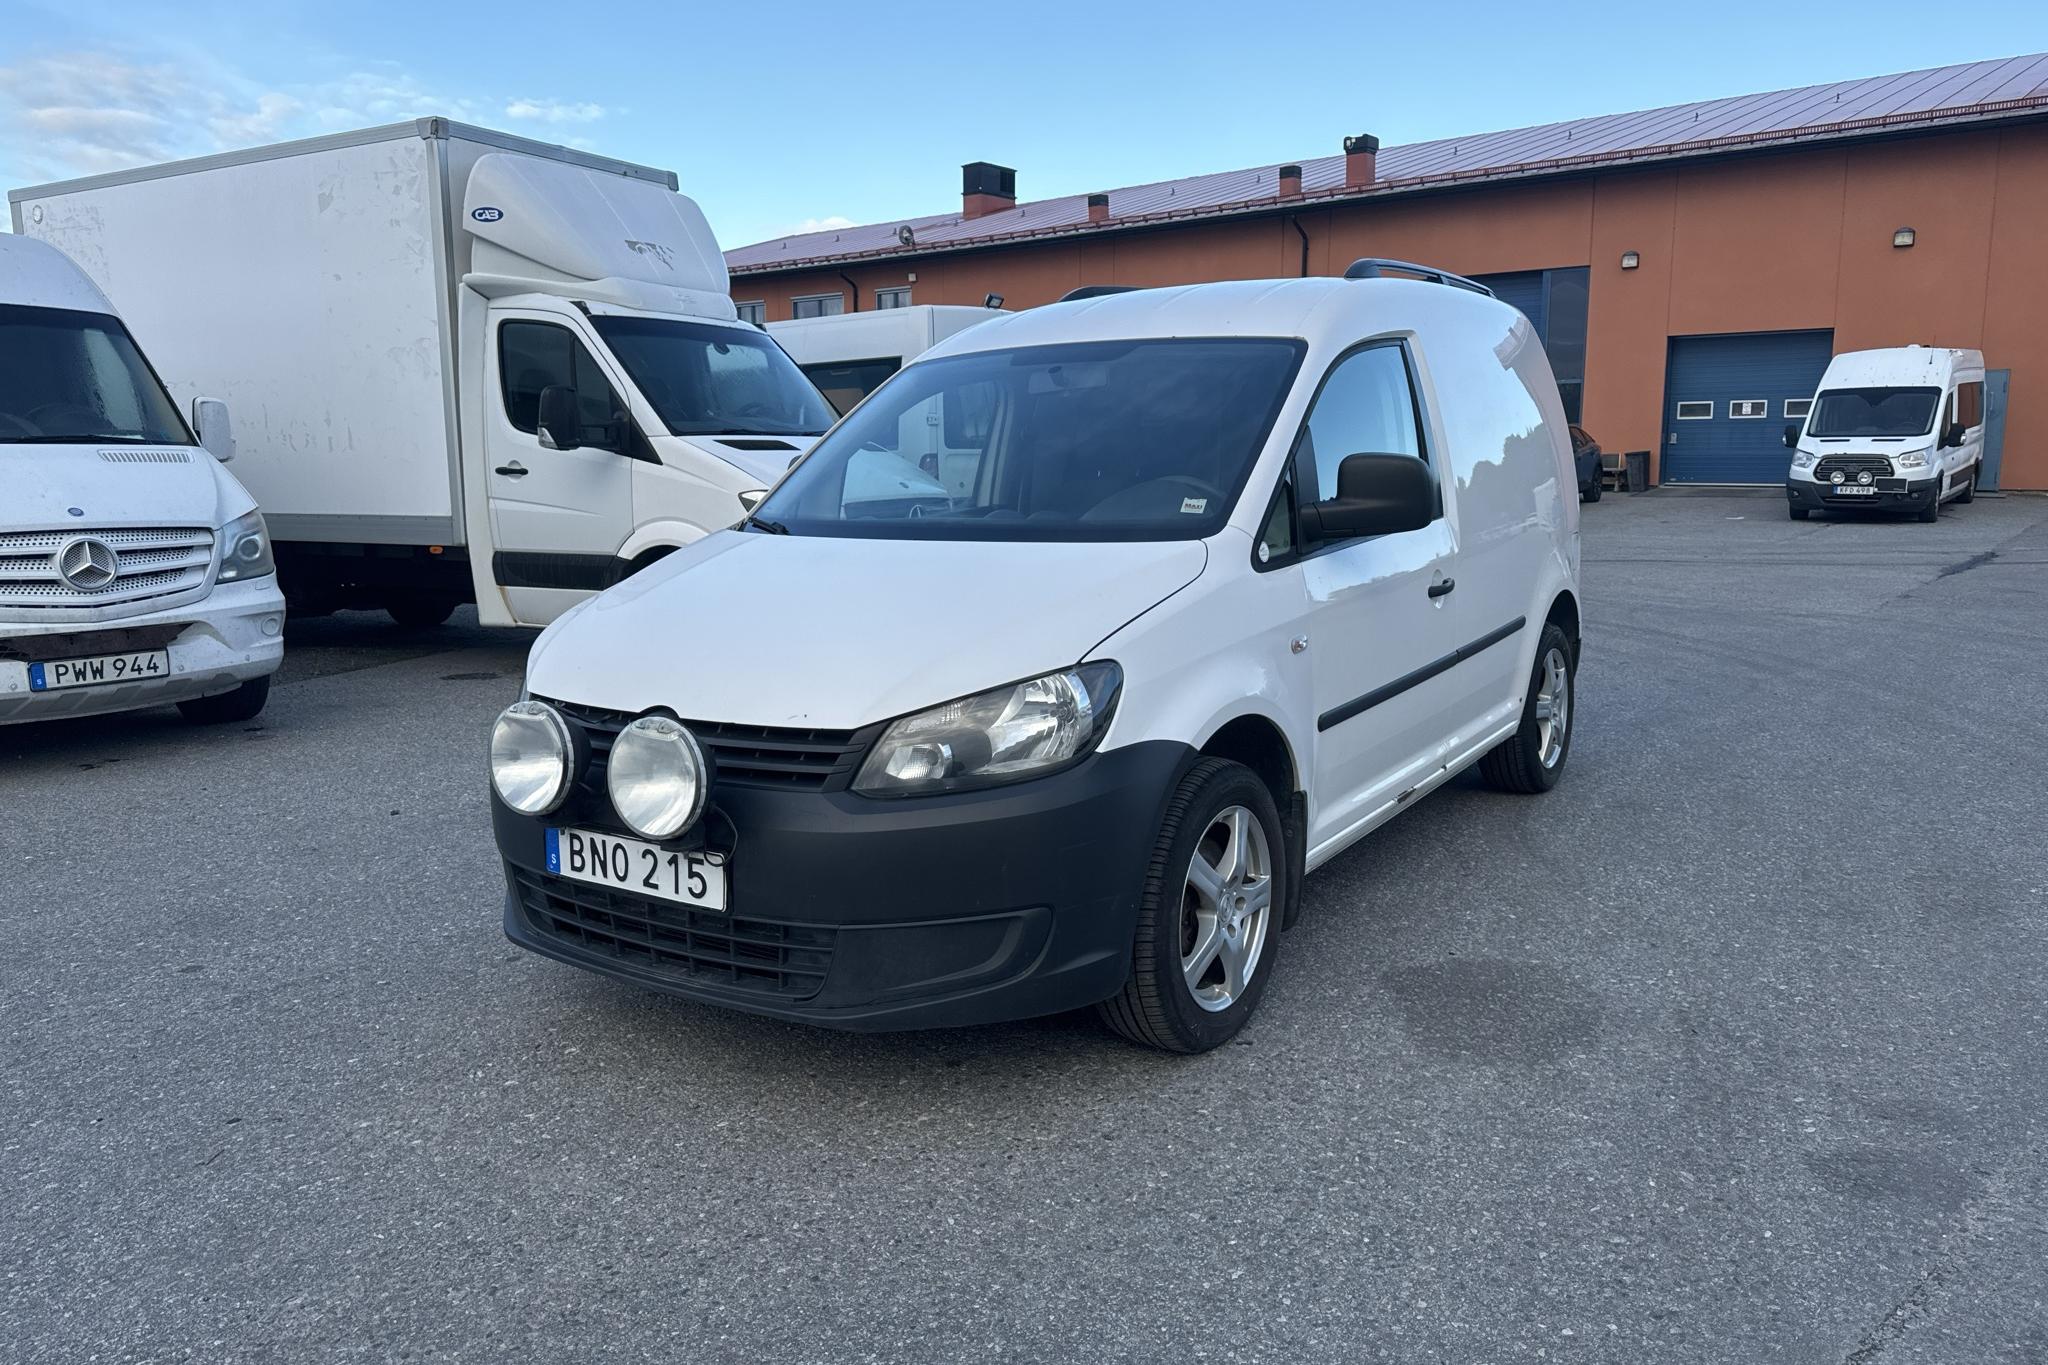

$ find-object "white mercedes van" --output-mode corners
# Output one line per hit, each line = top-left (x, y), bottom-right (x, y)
(487, 263), (1584, 1052)
(1, 237), (284, 726)
(1785, 346), (1987, 521)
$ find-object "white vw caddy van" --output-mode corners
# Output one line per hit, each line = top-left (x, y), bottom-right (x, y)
(1, 237), (284, 726)
(489, 263), (1584, 1052)
(1784, 346), (1987, 522)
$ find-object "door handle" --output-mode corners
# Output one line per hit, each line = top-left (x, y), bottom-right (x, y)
(1427, 577), (1456, 599)
(495, 461), (528, 478)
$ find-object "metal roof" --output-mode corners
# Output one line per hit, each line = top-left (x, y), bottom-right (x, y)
(727, 53), (2048, 275)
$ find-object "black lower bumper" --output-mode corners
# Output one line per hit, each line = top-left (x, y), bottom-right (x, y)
(1787, 477), (1937, 512)
(495, 739), (1192, 1030)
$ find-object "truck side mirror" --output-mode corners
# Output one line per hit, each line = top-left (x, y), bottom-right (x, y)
(1297, 452), (1435, 543)
(192, 397), (235, 462)
(1782, 423), (1800, 449)
(1941, 421), (1966, 449)
(537, 386), (580, 451)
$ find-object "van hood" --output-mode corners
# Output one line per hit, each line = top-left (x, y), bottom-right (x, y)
(0, 444), (247, 531)
(524, 532), (1209, 730)
(652, 433), (819, 488)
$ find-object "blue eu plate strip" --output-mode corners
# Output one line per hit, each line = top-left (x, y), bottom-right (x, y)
(544, 828), (561, 875)
(28, 663), (47, 692)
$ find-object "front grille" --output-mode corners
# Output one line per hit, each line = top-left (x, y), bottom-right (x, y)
(511, 867), (834, 1000)
(0, 622), (189, 663)
(1815, 456), (1894, 483)
(0, 527), (214, 610)
(542, 696), (876, 792)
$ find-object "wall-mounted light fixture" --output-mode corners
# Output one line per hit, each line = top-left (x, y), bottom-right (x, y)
(1620, 250), (1641, 270)
(984, 293), (1005, 309)
(1892, 226), (1917, 249)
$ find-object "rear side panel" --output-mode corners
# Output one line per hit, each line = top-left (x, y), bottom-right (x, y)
(15, 135), (458, 543)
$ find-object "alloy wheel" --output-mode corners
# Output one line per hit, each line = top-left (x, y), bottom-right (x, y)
(1180, 805), (1273, 1012)
(1535, 646), (1571, 769)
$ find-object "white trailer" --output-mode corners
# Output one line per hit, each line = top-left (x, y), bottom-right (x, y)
(11, 119), (836, 627)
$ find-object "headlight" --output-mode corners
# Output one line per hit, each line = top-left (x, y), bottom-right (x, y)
(1894, 447), (1930, 469)
(490, 701), (574, 815)
(607, 715), (710, 839)
(216, 509), (274, 582)
(854, 662), (1122, 797)
(1790, 450), (1817, 469)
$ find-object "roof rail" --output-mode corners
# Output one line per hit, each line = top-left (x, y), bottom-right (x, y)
(1342, 258), (1494, 296)
(1058, 284), (1141, 302)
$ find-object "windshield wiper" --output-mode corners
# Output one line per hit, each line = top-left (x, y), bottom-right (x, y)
(744, 515), (791, 535)
(0, 432), (150, 444)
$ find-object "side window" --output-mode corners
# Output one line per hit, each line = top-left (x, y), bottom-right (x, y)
(1957, 381), (1983, 430)
(1257, 471), (1295, 565)
(499, 321), (628, 454)
(1294, 343), (1424, 504)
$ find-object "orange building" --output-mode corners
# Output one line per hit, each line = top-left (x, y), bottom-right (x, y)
(726, 55), (2048, 490)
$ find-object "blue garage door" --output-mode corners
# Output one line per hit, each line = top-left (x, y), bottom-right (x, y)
(1475, 271), (1547, 337)
(1662, 331), (1834, 484)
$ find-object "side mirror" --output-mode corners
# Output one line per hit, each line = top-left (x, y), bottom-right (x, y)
(192, 397), (234, 462)
(1298, 452), (1436, 543)
(1941, 421), (1966, 449)
(536, 386), (580, 451)
(1782, 423), (1800, 450)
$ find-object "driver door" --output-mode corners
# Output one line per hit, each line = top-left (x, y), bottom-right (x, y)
(486, 310), (639, 624)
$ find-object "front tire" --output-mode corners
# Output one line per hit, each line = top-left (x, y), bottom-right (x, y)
(1958, 463), (1977, 504)
(1789, 506), (1810, 521)
(1480, 623), (1575, 794)
(177, 677), (270, 725)
(1098, 758), (1285, 1054)
(1917, 489), (1941, 523)
(385, 594), (460, 628)
(1583, 477), (1601, 504)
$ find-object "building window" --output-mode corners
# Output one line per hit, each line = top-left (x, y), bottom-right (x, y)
(1675, 401), (1713, 420)
(735, 301), (765, 326)
(791, 294), (845, 320)
(1470, 266), (1588, 423)
(874, 287), (912, 310)
(1729, 400), (1768, 419)
(1784, 398), (1813, 419)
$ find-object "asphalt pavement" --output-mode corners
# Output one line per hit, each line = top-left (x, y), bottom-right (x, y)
(4, 491), (2046, 1363)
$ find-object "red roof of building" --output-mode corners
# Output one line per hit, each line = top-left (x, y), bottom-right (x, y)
(726, 52), (2048, 275)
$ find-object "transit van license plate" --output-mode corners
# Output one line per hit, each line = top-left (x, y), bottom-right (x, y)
(29, 650), (170, 691)
(1831, 485), (1875, 496)
(546, 827), (727, 911)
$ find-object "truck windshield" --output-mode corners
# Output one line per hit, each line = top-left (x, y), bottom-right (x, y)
(1807, 386), (1941, 438)
(751, 337), (1306, 542)
(0, 305), (192, 445)
(589, 316), (835, 438)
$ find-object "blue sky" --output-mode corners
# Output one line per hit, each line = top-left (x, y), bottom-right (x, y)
(4, 0), (2046, 248)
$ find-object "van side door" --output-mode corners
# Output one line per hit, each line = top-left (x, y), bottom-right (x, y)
(1292, 342), (1467, 854)
(485, 310), (642, 623)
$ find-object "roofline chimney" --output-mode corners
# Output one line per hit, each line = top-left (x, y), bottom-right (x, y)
(1343, 134), (1380, 189)
(962, 161), (1017, 220)
(1087, 192), (1109, 223)
(1277, 164), (1303, 199)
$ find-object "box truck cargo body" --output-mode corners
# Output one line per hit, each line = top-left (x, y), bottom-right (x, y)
(10, 119), (836, 627)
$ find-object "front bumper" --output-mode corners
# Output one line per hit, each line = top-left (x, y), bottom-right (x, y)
(1787, 476), (1937, 512)
(495, 738), (1192, 1030)
(0, 576), (286, 725)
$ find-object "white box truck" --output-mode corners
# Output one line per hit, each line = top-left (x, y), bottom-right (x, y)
(10, 119), (837, 628)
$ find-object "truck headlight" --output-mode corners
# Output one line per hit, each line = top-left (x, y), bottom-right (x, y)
(1790, 451), (1817, 470)
(854, 662), (1122, 797)
(490, 701), (575, 815)
(1894, 447), (1931, 469)
(216, 509), (275, 582)
(607, 715), (709, 839)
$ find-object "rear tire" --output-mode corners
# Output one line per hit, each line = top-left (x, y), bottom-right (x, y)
(1957, 464), (1977, 504)
(1583, 477), (1601, 504)
(177, 677), (270, 725)
(1480, 623), (1575, 795)
(385, 595), (460, 628)
(1098, 758), (1285, 1054)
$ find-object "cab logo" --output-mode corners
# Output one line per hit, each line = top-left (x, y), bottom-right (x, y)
(471, 206), (503, 223)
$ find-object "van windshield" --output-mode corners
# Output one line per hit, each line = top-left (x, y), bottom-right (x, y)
(1807, 386), (1941, 438)
(589, 316), (835, 438)
(751, 338), (1305, 541)
(0, 305), (192, 445)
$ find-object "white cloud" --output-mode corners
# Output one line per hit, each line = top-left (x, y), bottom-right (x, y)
(505, 98), (607, 124)
(0, 48), (610, 187)
(780, 215), (856, 237)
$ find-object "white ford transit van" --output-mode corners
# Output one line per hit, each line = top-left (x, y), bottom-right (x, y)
(0, 237), (284, 725)
(1785, 346), (1987, 521)
(486, 263), (1584, 1052)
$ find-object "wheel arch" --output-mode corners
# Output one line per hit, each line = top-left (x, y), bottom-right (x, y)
(1194, 710), (1308, 932)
